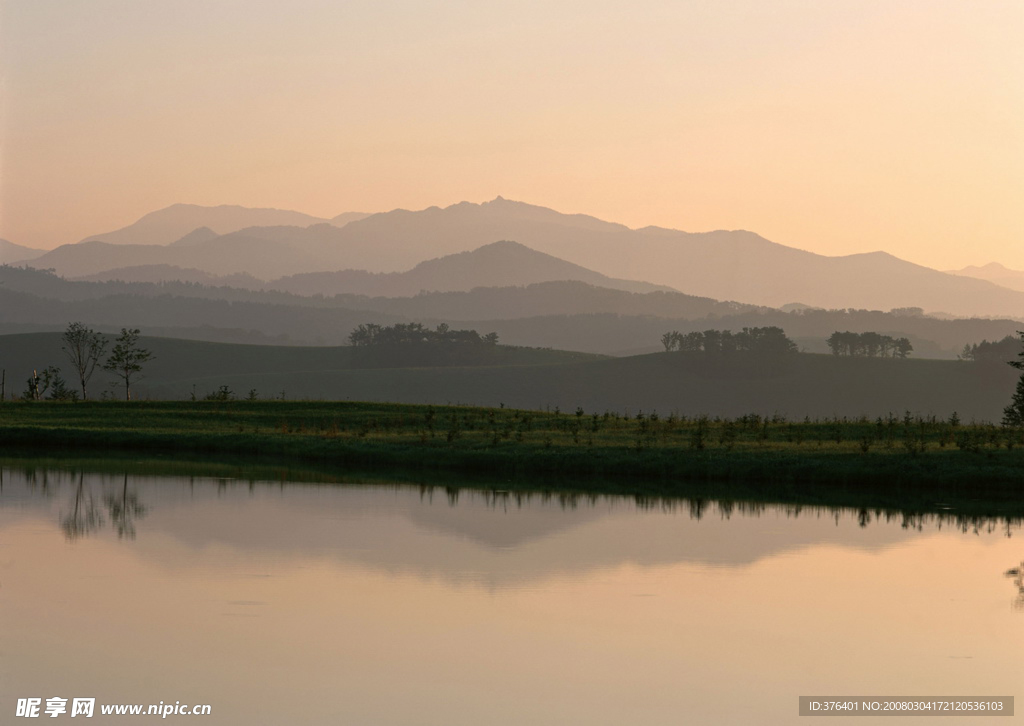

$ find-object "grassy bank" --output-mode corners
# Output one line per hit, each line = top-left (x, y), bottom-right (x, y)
(3, 400), (1024, 514)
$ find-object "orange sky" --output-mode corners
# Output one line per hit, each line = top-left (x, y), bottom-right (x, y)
(1, 1), (1021, 270)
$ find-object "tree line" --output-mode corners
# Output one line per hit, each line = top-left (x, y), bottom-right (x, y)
(348, 322), (500, 367)
(825, 331), (913, 358)
(7, 323), (154, 402)
(960, 335), (1022, 364)
(661, 326), (798, 356)
(349, 322), (499, 348)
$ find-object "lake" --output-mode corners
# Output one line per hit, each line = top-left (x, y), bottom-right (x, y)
(1, 463), (1021, 724)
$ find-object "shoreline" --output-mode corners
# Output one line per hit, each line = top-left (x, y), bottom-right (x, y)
(3, 400), (1024, 516)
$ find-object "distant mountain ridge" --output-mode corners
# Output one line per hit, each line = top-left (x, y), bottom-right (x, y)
(0, 239), (46, 264)
(71, 241), (676, 296)
(4, 265), (1019, 358)
(264, 241), (677, 296)
(24, 197), (1024, 318)
(78, 203), (370, 246)
(948, 262), (1024, 293)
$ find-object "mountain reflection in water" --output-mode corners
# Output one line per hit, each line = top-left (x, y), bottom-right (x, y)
(1, 464), (1022, 726)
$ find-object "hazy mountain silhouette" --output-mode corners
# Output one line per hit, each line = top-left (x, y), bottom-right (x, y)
(268, 241), (677, 296)
(948, 263), (1024, 293)
(331, 212), (372, 226)
(32, 234), (332, 279)
(0, 239), (45, 264)
(35, 197), (1024, 317)
(0, 265), (759, 346)
(168, 227), (219, 247)
(75, 264), (264, 288)
(78, 203), (346, 246)
(305, 198), (1024, 317)
(58, 240), (677, 296)
(4, 263), (1020, 357)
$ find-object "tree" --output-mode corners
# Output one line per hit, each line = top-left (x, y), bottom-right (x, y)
(103, 328), (154, 401)
(24, 366), (60, 401)
(46, 369), (77, 401)
(61, 322), (108, 400)
(1002, 332), (1024, 427)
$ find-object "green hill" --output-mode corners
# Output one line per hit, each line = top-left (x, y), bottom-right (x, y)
(0, 333), (1016, 421)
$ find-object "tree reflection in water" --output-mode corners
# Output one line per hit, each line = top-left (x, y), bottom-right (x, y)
(60, 472), (104, 541)
(58, 471), (146, 541)
(1006, 562), (1024, 612)
(104, 472), (146, 539)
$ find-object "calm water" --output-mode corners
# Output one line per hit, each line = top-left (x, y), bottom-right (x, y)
(1, 465), (1022, 725)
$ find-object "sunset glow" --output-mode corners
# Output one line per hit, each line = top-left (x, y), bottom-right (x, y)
(2, 1), (1021, 269)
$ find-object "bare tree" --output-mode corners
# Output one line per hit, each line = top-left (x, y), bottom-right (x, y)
(103, 328), (154, 401)
(61, 322), (108, 400)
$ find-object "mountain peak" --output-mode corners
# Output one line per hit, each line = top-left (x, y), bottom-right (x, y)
(169, 226), (218, 247)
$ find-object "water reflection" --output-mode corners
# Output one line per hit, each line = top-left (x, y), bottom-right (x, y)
(60, 472), (104, 541)
(103, 473), (146, 539)
(1007, 561), (1024, 612)
(1, 463), (1020, 577)
(2, 463), (1023, 726)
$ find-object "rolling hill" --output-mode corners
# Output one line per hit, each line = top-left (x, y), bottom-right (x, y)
(2, 265), (1020, 356)
(0, 333), (1016, 422)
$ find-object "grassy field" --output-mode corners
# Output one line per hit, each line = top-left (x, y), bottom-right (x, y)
(3, 399), (1024, 515)
(1, 332), (1018, 421)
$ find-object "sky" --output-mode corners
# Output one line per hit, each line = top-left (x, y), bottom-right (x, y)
(1, 0), (1021, 270)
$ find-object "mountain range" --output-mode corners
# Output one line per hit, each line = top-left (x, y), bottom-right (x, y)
(2, 263), (1019, 357)
(77, 203), (370, 246)
(948, 263), (1024, 293)
(9, 198), (1024, 318)
(76, 241), (675, 297)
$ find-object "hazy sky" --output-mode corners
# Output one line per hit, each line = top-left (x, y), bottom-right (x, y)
(1, 0), (1021, 269)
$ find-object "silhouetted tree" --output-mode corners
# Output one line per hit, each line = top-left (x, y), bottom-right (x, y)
(24, 366), (61, 401)
(46, 369), (77, 401)
(1002, 332), (1024, 427)
(103, 328), (154, 401)
(61, 322), (108, 400)
(662, 327), (797, 357)
(962, 335), (1021, 364)
(826, 331), (912, 358)
(348, 322), (500, 366)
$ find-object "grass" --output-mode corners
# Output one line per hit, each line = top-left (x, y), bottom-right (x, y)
(3, 400), (1024, 516)
(2, 333), (1019, 422)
